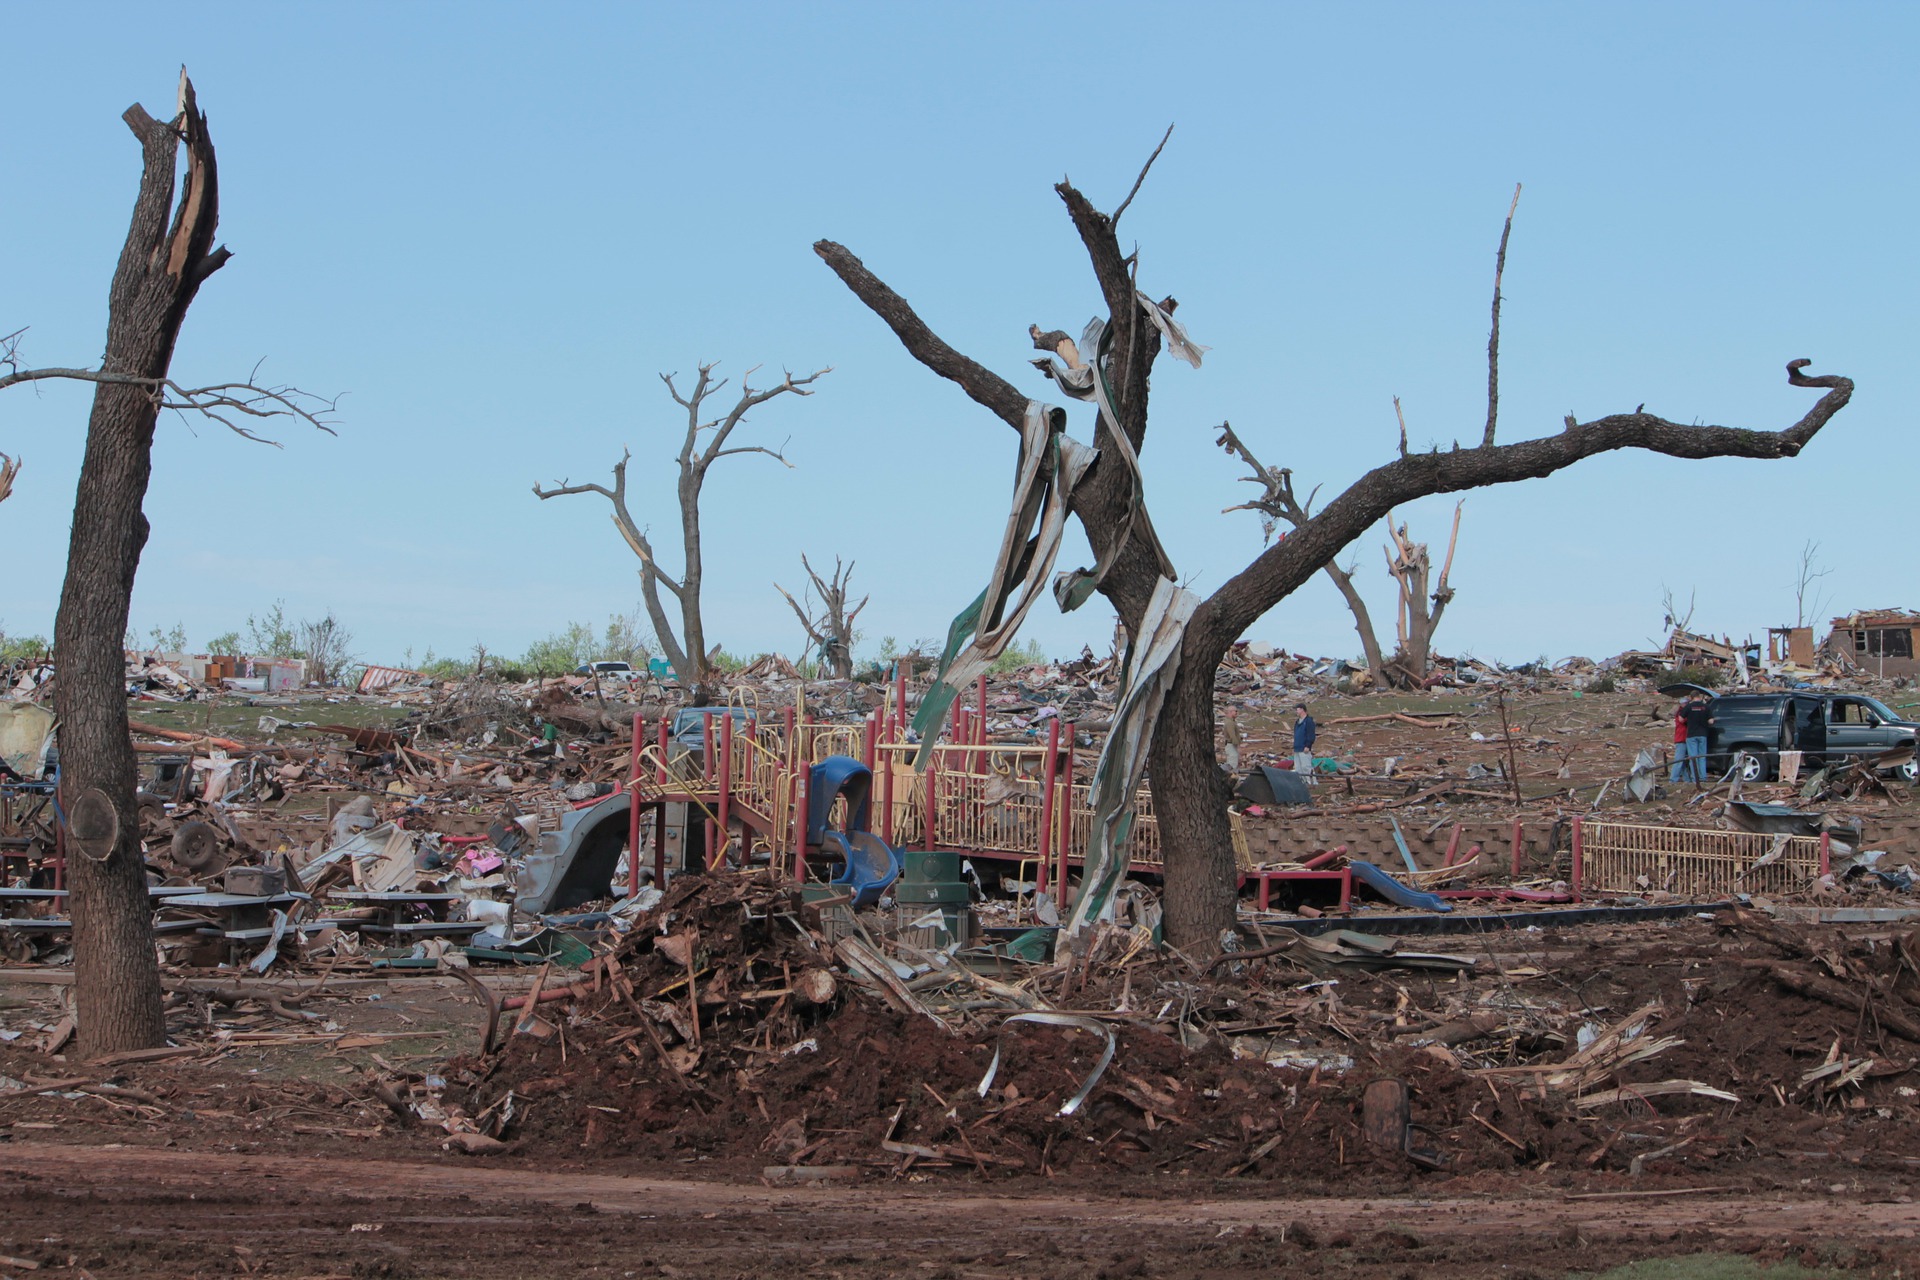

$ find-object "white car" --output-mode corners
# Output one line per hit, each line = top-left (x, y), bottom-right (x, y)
(575, 660), (642, 682)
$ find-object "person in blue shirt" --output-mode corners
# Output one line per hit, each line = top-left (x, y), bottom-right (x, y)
(1292, 704), (1317, 781)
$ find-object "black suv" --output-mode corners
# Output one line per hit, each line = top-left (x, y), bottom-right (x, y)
(1665, 686), (1920, 784)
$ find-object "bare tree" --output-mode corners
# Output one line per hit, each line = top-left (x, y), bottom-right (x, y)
(4, 75), (335, 1053)
(776, 554), (869, 680)
(298, 611), (354, 687)
(1793, 539), (1833, 628)
(1660, 584), (1698, 637)
(533, 363), (827, 704)
(816, 160), (1853, 954)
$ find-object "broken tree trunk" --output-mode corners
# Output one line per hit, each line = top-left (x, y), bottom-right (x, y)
(55, 77), (231, 1055)
(1384, 502), (1462, 686)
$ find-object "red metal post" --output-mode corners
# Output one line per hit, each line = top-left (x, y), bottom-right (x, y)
(975, 675), (987, 750)
(717, 712), (733, 862)
(628, 713), (644, 897)
(1819, 829), (1831, 877)
(792, 761), (810, 883)
(1442, 823), (1462, 867)
(862, 711), (876, 771)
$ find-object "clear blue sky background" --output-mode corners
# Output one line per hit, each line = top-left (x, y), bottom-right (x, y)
(4, 2), (1913, 670)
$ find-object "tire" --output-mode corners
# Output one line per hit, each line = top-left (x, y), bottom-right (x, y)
(1733, 748), (1771, 784)
(171, 820), (223, 872)
(1900, 756), (1919, 785)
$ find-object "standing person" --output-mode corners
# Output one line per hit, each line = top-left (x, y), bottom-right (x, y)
(1668, 700), (1691, 783)
(1683, 693), (1712, 784)
(1292, 703), (1317, 782)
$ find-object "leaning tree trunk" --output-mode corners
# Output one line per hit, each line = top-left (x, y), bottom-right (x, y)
(1324, 562), (1389, 688)
(54, 83), (230, 1056)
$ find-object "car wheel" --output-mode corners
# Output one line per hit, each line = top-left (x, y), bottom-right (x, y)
(171, 820), (223, 872)
(1901, 756), (1920, 785)
(1735, 749), (1770, 784)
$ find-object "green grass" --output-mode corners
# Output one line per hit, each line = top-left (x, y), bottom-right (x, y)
(1576, 1255), (1848, 1280)
(128, 696), (411, 740)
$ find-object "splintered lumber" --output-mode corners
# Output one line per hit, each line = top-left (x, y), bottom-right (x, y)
(127, 719), (247, 752)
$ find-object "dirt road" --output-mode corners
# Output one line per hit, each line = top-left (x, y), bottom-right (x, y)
(0, 1140), (1914, 1278)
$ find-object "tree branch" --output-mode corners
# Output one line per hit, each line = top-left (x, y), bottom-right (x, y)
(814, 241), (1026, 431)
(1198, 360), (1853, 652)
(1482, 183), (1522, 448)
(1111, 123), (1174, 227)
(0, 360), (338, 446)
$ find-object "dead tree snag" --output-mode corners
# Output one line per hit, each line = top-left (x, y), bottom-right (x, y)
(777, 555), (868, 680)
(816, 170), (1852, 955)
(534, 363), (828, 704)
(17, 75), (334, 1054)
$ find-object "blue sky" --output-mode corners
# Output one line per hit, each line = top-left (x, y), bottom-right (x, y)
(4, 2), (1914, 670)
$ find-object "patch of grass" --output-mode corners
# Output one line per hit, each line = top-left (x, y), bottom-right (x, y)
(129, 697), (411, 739)
(1576, 1254), (1843, 1280)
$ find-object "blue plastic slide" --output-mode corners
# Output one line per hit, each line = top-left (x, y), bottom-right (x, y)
(1348, 859), (1452, 912)
(824, 830), (901, 907)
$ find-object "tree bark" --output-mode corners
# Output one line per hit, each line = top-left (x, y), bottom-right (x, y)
(1146, 660), (1238, 953)
(55, 81), (230, 1056)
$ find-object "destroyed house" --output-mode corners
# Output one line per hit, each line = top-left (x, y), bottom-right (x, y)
(1826, 609), (1920, 678)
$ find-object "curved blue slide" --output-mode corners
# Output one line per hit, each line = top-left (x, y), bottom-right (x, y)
(1348, 859), (1452, 912)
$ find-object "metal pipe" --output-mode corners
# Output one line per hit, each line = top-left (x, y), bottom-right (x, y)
(1037, 717), (1060, 906)
(1301, 844), (1348, 869)
(880, 713), (896, 845)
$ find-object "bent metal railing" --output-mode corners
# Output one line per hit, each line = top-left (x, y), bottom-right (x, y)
(634, 709), (1238, 883)
(1577, 819), (1829, 897)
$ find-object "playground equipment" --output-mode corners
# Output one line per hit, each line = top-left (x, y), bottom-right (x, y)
(806, 755), (901, 908)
